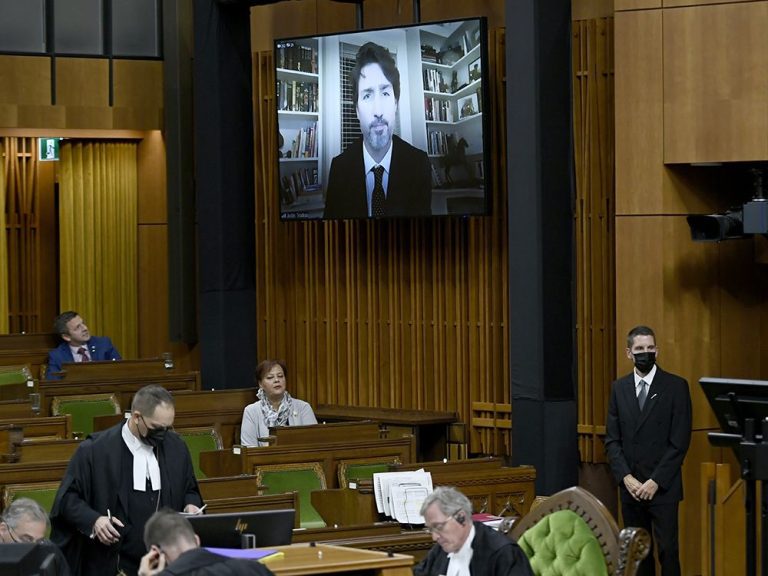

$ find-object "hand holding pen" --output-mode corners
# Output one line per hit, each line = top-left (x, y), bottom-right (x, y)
(92, 508), (124, 545)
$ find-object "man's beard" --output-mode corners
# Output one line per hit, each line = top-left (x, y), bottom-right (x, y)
(364, 121), (392, 152)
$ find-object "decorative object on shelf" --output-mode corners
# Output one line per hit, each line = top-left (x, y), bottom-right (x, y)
(468, 58), (481, 82)
(458, 93), (479, 119)
(440, 136), (474, 187)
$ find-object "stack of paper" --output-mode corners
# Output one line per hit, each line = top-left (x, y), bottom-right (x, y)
(373, 470), (433, 524)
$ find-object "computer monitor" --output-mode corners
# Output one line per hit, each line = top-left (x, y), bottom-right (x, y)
(0, 542), (61, 576)
(700, 377), (768, 440)
(186, 509), (295, 549)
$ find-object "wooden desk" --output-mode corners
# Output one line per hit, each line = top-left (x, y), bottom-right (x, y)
(259, 544), (413, 576)
(0, 333), (58, 380)
(314, 405), (457, 461)
(54, 358), (174, 380)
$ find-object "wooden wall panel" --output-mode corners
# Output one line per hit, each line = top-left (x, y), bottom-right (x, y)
(573, 16), (615, 464)
(615, 0), (661, 10)
(137, 131), (166, 224)
(0, 56), (51, 106)
(113, 61), (164, 110)
(663, 2), (768, 163)
(614, 10), (664, 215)
(56, 58), (109, 107)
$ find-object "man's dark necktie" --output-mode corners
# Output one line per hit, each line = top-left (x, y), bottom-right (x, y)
(77, 347), (91, 362)
(638, 379), (648, 411)
(372, 165), (386, 217)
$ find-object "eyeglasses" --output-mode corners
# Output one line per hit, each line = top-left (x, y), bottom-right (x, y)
(425, 511), (460, 534)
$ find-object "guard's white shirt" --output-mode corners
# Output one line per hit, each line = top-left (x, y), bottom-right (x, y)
(634, 363), (657, 396)
(446, 524), (475, 576)
(121, 422), (161, 491)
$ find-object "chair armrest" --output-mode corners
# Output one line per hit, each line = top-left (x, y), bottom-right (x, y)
(616, 526), (651, 576)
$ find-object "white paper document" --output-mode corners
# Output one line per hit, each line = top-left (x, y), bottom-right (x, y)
(373, 470), (433, 524)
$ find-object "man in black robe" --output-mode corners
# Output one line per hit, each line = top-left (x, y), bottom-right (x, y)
(413, 487), (534, 576)
(51, 385), (204, 576)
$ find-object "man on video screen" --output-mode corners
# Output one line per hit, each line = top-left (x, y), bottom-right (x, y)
(324, 42), (432, 219)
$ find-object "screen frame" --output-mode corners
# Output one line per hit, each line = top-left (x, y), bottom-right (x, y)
(274, 17), (491, 221)
(700, 377), (768, 438)
(186, 509), (295, 549)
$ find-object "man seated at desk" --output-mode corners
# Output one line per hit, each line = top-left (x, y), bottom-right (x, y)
(139, 509), (274, 576)
(46, 310), (121, 379)
(414, 486), (533, 576)
(0, 498), (71, 575)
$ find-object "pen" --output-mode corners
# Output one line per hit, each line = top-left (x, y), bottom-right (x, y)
(107, 508), (112, 521)
(198, 504), (207, 514)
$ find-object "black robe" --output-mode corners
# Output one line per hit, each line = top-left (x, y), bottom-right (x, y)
(413, 522), (534, 576)
(50, 423), (203, 576)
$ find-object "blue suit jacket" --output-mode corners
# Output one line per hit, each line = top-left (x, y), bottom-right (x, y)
(45, 336), (121, 379)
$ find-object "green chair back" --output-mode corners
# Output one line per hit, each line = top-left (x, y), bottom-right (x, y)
(517, 509), (609, 576)
(339, 462), (392, 488)
(176, 427), (223, 479)
(0, 365), (31, 386)
(256, 463), (327, 529)
(51, 394), (121, 437)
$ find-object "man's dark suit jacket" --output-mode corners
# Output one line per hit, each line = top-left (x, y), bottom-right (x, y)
(604, 366), (692, 504)
(155, 548), (275, 575)
(46, 335), (121, 379)
(324, 135), (432, 219)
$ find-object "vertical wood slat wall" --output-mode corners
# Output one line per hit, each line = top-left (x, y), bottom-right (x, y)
(572, 18), (616, 464)
(253, 30), (510, 456)
(2, 137), (41, 333)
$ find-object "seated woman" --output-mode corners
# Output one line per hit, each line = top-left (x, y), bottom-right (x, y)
(240, 359), (317, 446)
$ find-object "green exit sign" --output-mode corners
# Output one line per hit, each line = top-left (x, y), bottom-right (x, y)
(38, 138), (61, 161)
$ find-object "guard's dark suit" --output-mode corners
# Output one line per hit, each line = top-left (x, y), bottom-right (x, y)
(604, 365), (692, 576)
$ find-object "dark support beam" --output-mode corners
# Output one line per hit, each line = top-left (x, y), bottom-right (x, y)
(506, 0), (577, 495)
(193, 0), (257, 389)
(164, 0), (197, 344)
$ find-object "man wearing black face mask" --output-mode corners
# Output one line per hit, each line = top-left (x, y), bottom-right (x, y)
(605, 325), (692, 576)
(51, 385), (203, 576)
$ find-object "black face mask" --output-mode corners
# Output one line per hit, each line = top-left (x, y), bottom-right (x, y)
(632, 351), (656, 374)
(140, 415), (168, 448)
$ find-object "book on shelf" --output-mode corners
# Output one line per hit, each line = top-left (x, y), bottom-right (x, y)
(287, 122), (318, 159)
(275, 42), (317, 73)
(280, 165), (321, 205)
(276, 80), (318, 113)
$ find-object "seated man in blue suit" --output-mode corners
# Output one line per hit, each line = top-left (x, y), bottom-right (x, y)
(46, 311), (121, 379)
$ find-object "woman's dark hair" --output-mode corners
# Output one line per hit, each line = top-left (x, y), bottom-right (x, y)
(254, 360), (287, 384)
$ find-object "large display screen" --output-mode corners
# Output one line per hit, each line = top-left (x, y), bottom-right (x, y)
(275, 17), (490, 220)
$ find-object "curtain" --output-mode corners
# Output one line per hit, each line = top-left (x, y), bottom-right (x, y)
(0, 141), (8, 333)
(59, 141), (138, 359)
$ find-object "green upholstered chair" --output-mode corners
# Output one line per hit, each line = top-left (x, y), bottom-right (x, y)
(2, 481), (61, 515)
(51, 393), (121, 437)
(0, 365), (32, 386)
(255, 462), (327, 529)
(176, 427), (223, 479)
(337, 456), (402, 488)
(505, 486), (651, 576)
(0, 365), (33, 401)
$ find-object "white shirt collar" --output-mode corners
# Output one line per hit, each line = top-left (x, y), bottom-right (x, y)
(121, 421), (161, 492)
(362, 141), (394, 177)
(446, 524), (475, 576)
(634, 363), (657, 387)
(69, 343), (92, 361)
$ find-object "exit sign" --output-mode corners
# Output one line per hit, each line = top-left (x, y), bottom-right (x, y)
(38, 138), (60, 161)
